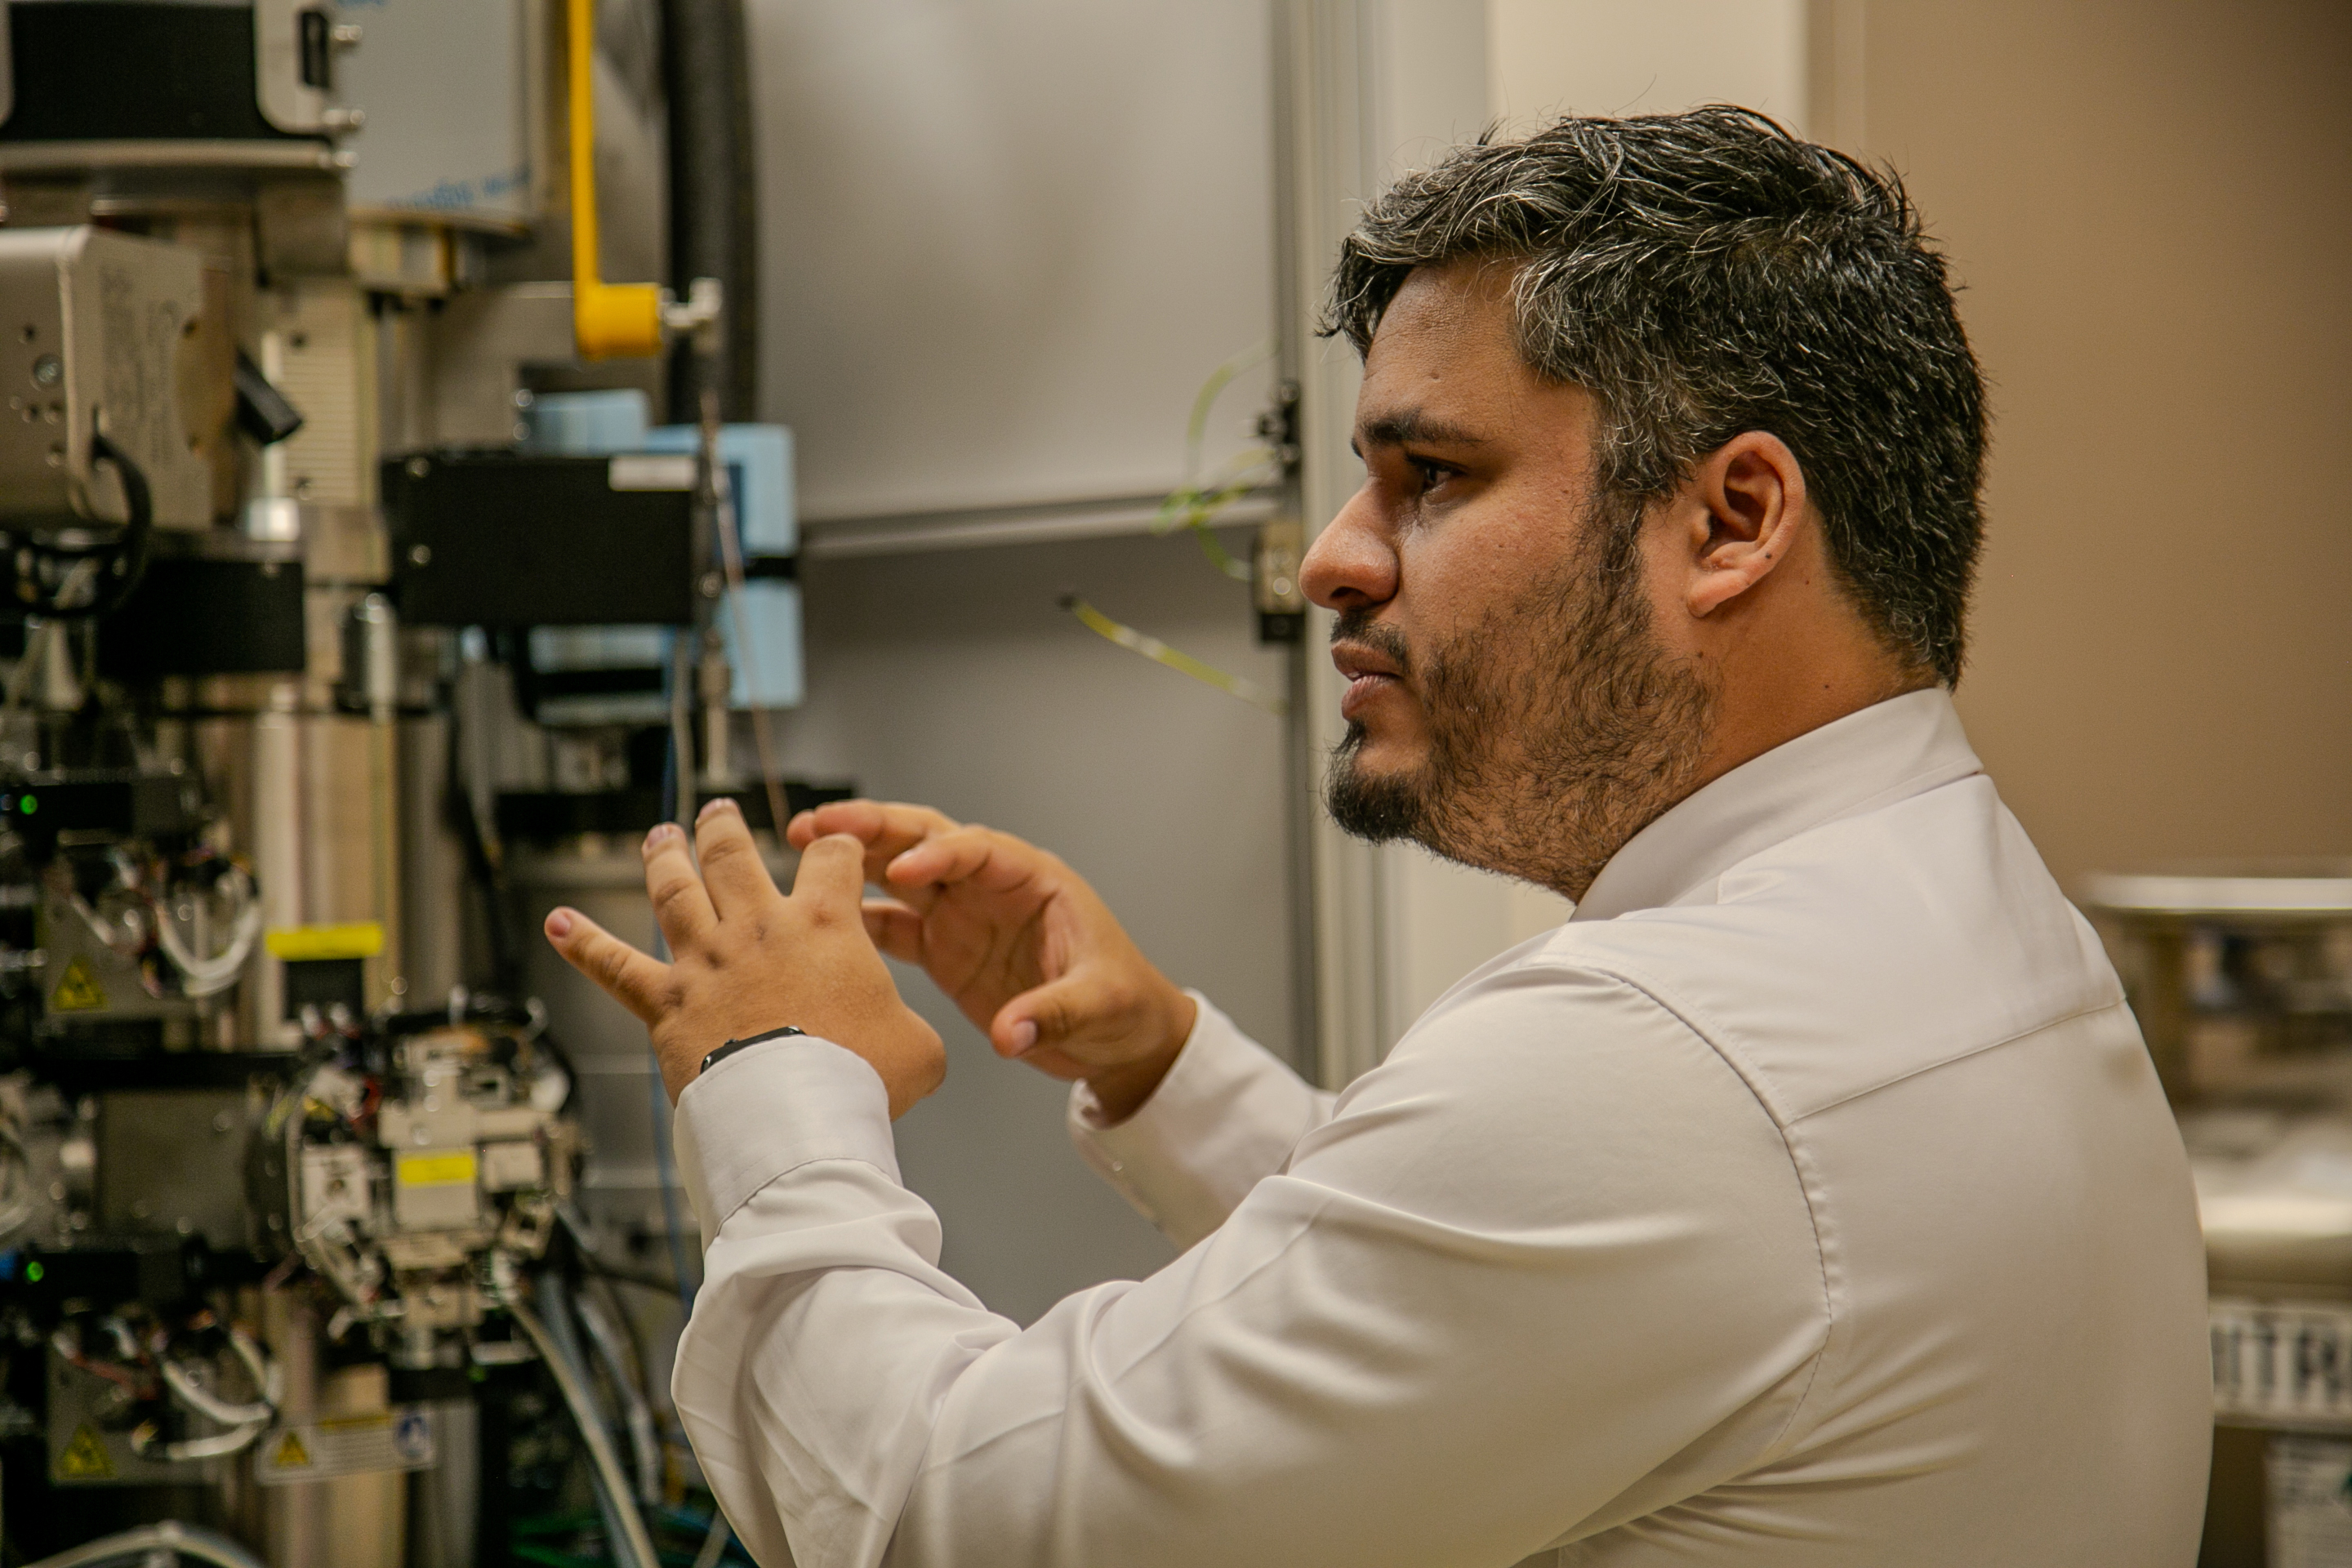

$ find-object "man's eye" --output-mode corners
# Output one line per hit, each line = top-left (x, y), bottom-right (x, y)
(1409, 459), (1450, 492)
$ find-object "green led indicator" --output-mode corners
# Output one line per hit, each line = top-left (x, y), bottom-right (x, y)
(18, 795), (33, 815)
(24, 1261), (42, 1283)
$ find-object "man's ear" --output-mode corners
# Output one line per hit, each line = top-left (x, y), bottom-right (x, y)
(1682, 431), (1807, 618)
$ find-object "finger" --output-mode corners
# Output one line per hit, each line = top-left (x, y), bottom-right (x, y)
(789, 833), (869, 922)
(783, 809), (820, 851)
(888, 826), (1044, 898)
(861, 898), (925, 964)
(545, 906), (673, 1026)
(694, 797), (781, 917)
(642, 822), (715, 951)
(804, 800), (965, 884)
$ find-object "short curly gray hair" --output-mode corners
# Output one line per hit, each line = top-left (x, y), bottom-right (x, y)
(1324, 107), (1986, 685)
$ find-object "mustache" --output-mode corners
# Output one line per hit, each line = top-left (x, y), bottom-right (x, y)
(1330, 608), (1413, 679)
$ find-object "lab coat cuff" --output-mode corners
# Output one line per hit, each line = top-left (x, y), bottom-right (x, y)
(1067, 991), (1311, 1244)
(674, 1034), (902, 1239)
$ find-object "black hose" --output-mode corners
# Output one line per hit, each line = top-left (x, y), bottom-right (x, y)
(11, 431), (154, 621)
(443, 711), (522, 992)
(662, 0), (760, 422)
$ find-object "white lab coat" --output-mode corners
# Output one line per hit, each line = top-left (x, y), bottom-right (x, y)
(670, 688), (2212, 1567)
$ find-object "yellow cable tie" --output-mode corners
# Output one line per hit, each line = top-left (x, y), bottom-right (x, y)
(1061, 595), (1285, 716)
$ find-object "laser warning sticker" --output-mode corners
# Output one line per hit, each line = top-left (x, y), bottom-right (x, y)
(255, 1405), (435, 1486)
(50, 958), (105, 1012)
(56, 1423), (112, 1480)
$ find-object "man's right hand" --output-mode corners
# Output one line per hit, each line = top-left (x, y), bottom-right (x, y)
(782, 801), (1196, 1123)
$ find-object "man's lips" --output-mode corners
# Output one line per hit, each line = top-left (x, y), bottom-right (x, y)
(1331, 642), (1405, 721)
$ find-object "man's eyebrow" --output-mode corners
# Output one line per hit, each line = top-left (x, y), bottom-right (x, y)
(1352, 407), (1490, 453)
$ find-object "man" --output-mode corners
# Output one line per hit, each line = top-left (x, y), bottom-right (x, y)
(545, 109), (2210, 1565)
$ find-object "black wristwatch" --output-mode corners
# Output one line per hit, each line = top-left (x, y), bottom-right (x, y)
(699, 1025), (805, 1077)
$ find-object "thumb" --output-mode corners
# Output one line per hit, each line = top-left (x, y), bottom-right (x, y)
(990, 969), (1109, 1061)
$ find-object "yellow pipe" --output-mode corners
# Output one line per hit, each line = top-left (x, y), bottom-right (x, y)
(568, 0), (664, 359)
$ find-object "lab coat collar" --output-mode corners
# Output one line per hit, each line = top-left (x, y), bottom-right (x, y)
(1571, 687), (1983, 923)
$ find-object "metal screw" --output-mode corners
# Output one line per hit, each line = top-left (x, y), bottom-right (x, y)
(700, 572), (723, 599)
(29, 354), (59, 387)
(408, 544), (432, 566)
(406, 456), (430, 479)
(212, 1112), (233, 1134)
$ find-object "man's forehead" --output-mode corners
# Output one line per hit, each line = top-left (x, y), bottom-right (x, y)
(1368, 261), (1517, 355)
(1354, 278), (1592, 452)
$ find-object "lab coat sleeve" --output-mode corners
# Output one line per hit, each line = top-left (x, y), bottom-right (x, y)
(669, 961), (1829, 1568)
(1063, 990), (1334, 1247)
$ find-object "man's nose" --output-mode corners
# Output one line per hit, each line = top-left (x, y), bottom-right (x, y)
(1299, 483), (1398, 611)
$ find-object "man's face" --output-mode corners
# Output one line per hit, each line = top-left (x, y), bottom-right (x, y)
(1299, 259), (1717, 899)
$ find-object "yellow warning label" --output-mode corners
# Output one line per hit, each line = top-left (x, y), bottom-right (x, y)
(270, 1428), (310, 1470)
(50, 957), (105, 1013)
(265, 922), (385, 961)
(395, 1151), (479, 1187)
(57, 1423), (112, 1480)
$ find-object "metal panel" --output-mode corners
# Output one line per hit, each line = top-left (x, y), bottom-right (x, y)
(746, 0), (1278, 522)
(0, 226), (214, 527)
(94, 1088), (253, 1246)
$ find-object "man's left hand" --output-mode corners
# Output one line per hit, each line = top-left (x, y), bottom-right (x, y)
(542, 798), (946, 1114)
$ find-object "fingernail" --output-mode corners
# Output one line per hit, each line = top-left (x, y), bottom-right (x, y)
(698, 797), (738, 822)
(1007, 1020), (1038, 1055)
(645, 823), (679, 849)
(546, 908), (574, 939)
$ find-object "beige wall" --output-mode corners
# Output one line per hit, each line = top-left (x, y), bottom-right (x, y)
(1490, 0), (1807, 133)
(1838, 0), (2352, 889)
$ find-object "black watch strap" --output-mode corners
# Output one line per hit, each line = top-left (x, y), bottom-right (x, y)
(699, 1025), (806, 1077)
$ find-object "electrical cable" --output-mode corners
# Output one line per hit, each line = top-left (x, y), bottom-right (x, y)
(16, 1521), (266, 1568)
(535, 1274), (642, 1561)
(689, 1513), (733, 1568)
(158, 1329), (278, 1428)
(702, 385), (791, 841)
(0, 1122), (37, 1241)
(649, 666), (699, 1312)
(446, 651), (523, 992)
(505, 1292), (663, 1568)
(1152, 341), (1280, 578)
(150, 864), (264, 997)
(572, 1290), (662, 1505)
(8, 431), (156, 621)
(1060, 595), (1286, 715)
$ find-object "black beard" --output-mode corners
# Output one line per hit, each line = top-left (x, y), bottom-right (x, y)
(1323, 499), (1718, 901)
